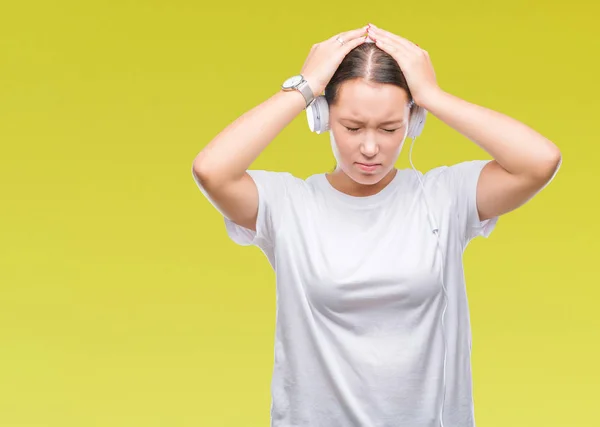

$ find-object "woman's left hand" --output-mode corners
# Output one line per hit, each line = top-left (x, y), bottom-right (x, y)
(367, 24), (441, 107)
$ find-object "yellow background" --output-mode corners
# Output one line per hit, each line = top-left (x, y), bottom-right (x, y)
(1, 1), (598, 426)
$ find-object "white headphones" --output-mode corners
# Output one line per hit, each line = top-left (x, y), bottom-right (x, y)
(305, 95), (436, 232)
(306, 95), (451, 427)
(306, 94), (428, 139)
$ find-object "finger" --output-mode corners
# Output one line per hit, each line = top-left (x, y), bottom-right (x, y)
(373, 31), (415, 52)
(376, 38), (410, 60)
(374, 35), (415, 58)
(369, 26), (418, 50)
(374, 37), (413, 66)
(372, 35), (408, 56)
(343, 34), (368, 50)
(331, 25), (369, 43)
(329, 34), (368, 55)
(370, 25), (413, 45)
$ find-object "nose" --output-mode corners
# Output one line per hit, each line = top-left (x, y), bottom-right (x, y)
(360, 138), (379, 157)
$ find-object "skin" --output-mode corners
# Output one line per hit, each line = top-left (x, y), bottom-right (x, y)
(326, 78), (412, 197)
(195, 25), (561, 233)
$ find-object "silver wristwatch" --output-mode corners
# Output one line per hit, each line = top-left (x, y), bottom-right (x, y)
(281, 74), (315, 109)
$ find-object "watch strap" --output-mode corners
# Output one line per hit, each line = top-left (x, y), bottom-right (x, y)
(296, 79), (315, 109)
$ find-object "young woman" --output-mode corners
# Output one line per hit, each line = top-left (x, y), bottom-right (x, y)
(192, 23), (561, 427)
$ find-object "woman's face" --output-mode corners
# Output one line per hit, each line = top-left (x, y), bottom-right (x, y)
(328, 78), (411, 188)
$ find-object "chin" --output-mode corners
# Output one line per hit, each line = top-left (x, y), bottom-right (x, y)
(347, 164), (387, 184)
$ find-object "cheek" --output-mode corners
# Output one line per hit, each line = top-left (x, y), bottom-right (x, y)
(382, 133), (407, 157)
(329, 131), (344, 156)
(329, 131), (356, 161)
(389, 140), (405, 156)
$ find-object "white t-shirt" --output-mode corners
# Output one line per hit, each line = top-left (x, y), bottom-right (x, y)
(195, 160), (498, 427)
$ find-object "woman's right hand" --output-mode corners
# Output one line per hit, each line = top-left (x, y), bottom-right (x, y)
(300, 25), (370, 97)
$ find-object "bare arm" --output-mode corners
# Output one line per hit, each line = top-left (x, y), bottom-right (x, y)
(192, 26), (368, 232)
(193, 89), (306, 183)
(192, 89), (306, 230)
(365, 25), (561, 223)
(419, 89), (561, 222)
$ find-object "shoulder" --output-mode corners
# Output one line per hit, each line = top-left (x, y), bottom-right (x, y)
(245, 169), (301, 186)
(246, 169), (315, 198)
(403, 160), (492, 210)
(421, 160), (492, 186)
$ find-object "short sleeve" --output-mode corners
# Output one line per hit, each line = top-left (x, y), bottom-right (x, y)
(191, 166), (290, 249)
(223, 170), (289, 248)
(443, 160), (499, 245)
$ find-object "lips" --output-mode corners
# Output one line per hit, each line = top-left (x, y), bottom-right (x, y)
(356, 162), (381, 172)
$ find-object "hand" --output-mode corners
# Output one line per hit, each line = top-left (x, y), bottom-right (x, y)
(300, 26), (369, 97)
(366, 24), (442, 107)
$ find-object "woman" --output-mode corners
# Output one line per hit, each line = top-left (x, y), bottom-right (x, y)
(192, 23), (561, 427)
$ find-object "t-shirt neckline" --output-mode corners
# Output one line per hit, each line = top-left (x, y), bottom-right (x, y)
(316, 169), (403, 207)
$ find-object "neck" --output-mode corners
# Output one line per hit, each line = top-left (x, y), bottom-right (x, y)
(325, 167), (398, 197)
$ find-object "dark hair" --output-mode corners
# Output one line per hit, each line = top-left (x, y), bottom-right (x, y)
(325, 43), (414, 172)
(324, 42), (414, 106)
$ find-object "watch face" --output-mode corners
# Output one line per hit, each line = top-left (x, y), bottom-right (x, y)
(283, 75), (302, 89)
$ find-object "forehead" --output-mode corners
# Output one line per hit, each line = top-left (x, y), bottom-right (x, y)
(334, 79), (410, 119)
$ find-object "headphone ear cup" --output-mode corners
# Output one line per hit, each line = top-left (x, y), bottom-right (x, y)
(307, 95), (427, 137)
(306, 96), (330, 134)
(407, 105), (427, 138)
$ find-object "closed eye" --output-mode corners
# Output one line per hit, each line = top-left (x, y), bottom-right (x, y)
(345, 126), (400, 133)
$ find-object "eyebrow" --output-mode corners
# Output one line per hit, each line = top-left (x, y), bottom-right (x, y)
(341, 118), (404, 125)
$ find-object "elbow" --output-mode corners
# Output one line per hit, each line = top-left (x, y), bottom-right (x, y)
(192, 154), (231, 190)
(192, 149), (246, 188)
(532, 147), (562, 182)
(192, 157), (206, 180)
(192, 155), (215, 186)
(192, 147), (217, 178)
(544, 147), (562, 176)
